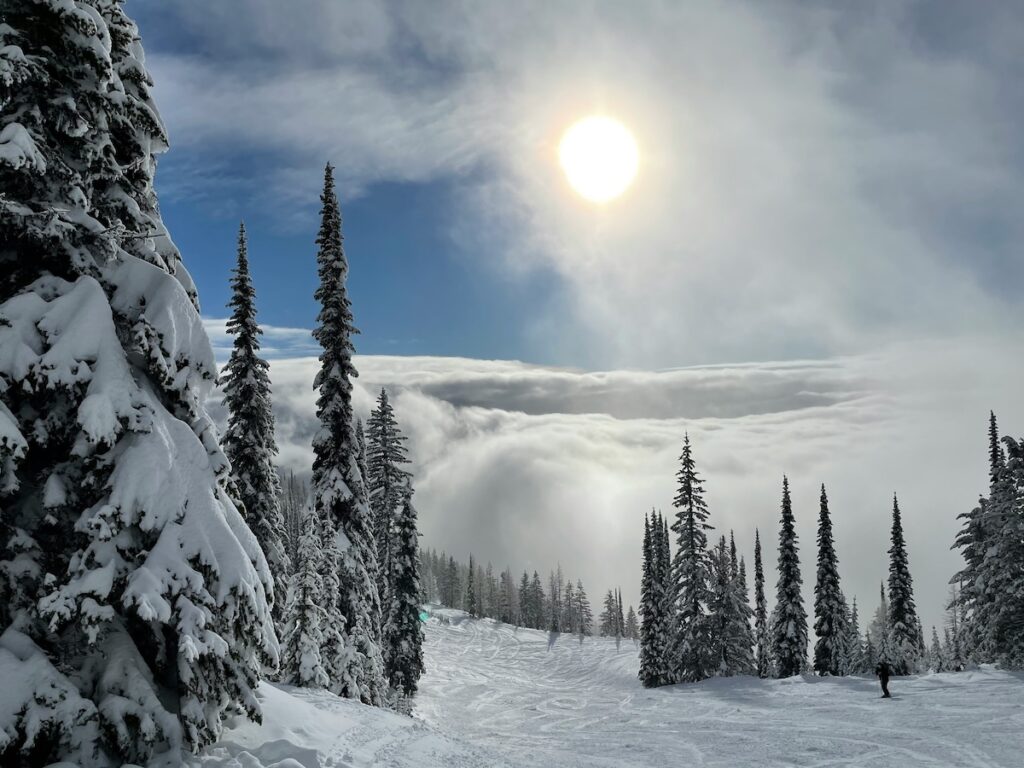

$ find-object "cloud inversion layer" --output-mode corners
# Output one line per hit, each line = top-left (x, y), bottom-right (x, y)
(207, 341), (1023, 632)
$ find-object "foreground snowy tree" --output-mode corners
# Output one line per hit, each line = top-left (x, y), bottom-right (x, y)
(771, 477), (808, 677)
(365, 388), (410, 608)
(813, 486), (846, 676)
(0, 4), (276, 763)
(670, 435), (713, 682)
(310, 164), (386, 704)
(887, 495), (920, 674)
(221, 222), (290, 628)
(384, 486), (424, 710)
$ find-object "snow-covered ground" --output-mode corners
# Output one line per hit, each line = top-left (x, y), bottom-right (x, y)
(202, 607), (1023, 767)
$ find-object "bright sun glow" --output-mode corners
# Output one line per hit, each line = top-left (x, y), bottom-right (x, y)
(558, 116), (639, 203)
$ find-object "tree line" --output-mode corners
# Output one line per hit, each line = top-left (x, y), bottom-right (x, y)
(418, 550), (639, 643)
(639, 420), (1024, 689)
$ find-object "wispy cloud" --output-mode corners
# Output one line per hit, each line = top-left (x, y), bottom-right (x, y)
(148, 1), (1024, 367)
(203, 317), (319, 360)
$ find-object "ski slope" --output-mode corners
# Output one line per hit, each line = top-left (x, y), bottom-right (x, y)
(417, 607), (1022, 768)
(201, 607), (1023, 767)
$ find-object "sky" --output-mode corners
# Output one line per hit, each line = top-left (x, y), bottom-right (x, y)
(136, 1), (1024, 631)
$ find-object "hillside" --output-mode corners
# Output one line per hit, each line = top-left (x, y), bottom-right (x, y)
(200, 607), (1023, 767)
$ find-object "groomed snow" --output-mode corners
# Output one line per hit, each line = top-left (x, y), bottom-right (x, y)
(200, 606), (1023, 767)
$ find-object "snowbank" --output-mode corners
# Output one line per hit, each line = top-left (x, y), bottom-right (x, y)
(197, 681), (501, 768)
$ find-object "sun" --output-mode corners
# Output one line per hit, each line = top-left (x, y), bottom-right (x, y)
(558, 116), (639, 204)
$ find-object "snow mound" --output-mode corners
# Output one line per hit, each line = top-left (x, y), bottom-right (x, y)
(197, 681), (504, 768)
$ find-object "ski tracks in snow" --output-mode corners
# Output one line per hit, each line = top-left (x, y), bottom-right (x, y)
(417, 609), (1024, 768)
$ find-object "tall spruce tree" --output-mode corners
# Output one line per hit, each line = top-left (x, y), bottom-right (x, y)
(670, 434), (713, 682)
(310, 163), (386, 705)
(365, 388), (410, 609)
(0, 5), (277, 763)
(754, 529), (771, 678)
(887, 495), (919, 674)
(221, 222), (291, 628)
(813, 485), (845, 675)
(384, 485), (425, 710)
(771, 477), (808, 677)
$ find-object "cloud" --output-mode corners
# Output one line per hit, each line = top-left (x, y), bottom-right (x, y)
(148, 1), (1024, 367)
(206, 339), (1024, 634)
(203, 317), (319, 359)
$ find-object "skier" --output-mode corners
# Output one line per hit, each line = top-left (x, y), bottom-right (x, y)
(874, 661), (892, 698)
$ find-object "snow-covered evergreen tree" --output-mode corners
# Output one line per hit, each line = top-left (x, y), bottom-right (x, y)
(869, 582), (893, 667)
(864, 631), (877, 671)
(465, 554), (477, 616)
(310, 163), (386, 705)
(625, 605), (639, 641)
(968, 430), (1024, 668)
(281, 471), (311, 572)
(0, 5), (277, 762)
(846, 597), (865, 673)
(813, 485), (845, 676)
(532, 573), (548, 630)
(221, 221), (290, 628)
(753, 528), (771, 678)
(945, 587), (966, 670)
(576, 580), (593, 640)
(365, 388), (409, 610)
(951, 413), (1002, 663)
(616, 587), (626, 638)
(707, 536), (755, 676)
(737, 556), (757, 670)
(600, 590), (620, 637)
(887, 495), (919, 674)
(549, 568), (564, 632)
(562, 580), (576, 633)
(282, 507), (330, 689)
(639, 511), (674, 686)
(929, 626), (944, 672)
(770, 477), (808, 677)
(670, 434), (713, 682)
(384, 485), (424, 710)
